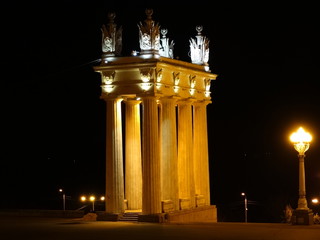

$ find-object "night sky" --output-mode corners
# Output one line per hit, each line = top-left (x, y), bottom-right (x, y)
(2, 2), (320, 222)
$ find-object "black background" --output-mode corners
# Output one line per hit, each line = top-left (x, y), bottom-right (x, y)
(2, 1), (320, 222)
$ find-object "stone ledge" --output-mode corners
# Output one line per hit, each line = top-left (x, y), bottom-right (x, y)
(166, 205), (217, 223)
(138, 213), (167, 223)
(96, 212), (121, 221)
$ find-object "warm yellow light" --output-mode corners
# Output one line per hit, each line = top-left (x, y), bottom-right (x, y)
(312, 198), (319, 204)
(100, 196), (105, 201)
(141, 75), (150, 83)
(290, 127), (312, 154)
(89, 196), (95, 202)
(141, 83), (152, 91)
(80, 196), (86, 202)
(59, 189), (63, 193)
(101, 85), (114, 93)
(241, 192), (245, 196)
(290, 127), (312, 143)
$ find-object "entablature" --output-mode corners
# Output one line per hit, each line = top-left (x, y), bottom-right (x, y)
(94, 56), (217, 101)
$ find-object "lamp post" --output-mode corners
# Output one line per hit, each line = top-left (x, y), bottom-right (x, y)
(81, 195), (105, 212)
(311, 198), (319, 214)
(241, 192), (248, 223)
(89, 196), (96, 212)
(290, 127), (314, 225)
(59, 188), (66, 211)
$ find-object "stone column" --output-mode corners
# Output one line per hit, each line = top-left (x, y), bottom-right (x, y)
(141, 96), (161, 214)
(160, 97), (179, 211)
(193, 101), (211, 206)
(177, 99), (195, 209)
(105, 97), (125, 214)
(125, 99), (142, 210)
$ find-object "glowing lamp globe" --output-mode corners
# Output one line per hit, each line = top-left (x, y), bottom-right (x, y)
(290, 127), (312, 155)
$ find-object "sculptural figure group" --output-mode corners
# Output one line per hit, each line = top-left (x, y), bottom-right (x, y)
(101, 9), (210, 67)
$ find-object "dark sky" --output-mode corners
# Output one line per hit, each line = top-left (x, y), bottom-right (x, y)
(2, 1), (320, 221)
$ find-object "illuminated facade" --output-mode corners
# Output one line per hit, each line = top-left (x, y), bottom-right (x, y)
(94, 9), (217, 222)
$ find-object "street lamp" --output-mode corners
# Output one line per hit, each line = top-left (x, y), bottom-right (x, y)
(89, 196), (96, 212)
(81, 195), (105, 212)
(59, 188), (66, 211)
(290, 127), (314, 225)
(311, 198), (319, 213)
(241, 192), (248, 223)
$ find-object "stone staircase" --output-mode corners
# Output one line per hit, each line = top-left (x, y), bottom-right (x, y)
(118, 212), (141, 222)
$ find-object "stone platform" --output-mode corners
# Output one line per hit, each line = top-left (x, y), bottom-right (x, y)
(97, 205), (217, 223)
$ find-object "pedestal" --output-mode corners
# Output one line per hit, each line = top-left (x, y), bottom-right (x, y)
(291, 209), (314, 225)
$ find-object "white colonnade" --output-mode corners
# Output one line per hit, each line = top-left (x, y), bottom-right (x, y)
(104, 95), (211, 215)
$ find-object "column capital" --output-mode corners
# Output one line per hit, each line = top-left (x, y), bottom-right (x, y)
(192, 99), (212, 106)
(177, 98), (195, 105)
(139, 95), (162, 103)
(123, 98), (142, 105)
(160, 96), (179, 103)
(101, 95), (123, 102)
(137, 92), (163, 100)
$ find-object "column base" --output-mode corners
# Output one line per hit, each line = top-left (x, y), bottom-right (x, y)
(291, 209), (314, 225)
(138, 205), (217, 223)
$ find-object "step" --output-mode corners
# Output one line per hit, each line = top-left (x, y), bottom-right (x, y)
(118, 212), (141, 222)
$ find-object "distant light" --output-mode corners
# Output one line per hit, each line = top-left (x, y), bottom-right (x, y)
(241, 192), (245, 196)
(59, 189), (63, 193)
(131, 50), (139, 56)
(100, 196), (105, 201)
(89, 196), (95, 202)
(80, 196), (86, 202)
(312, 198), (319, 204)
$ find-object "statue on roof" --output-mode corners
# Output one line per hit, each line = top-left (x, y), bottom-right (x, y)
(101, 12), (122, 56)
(159, 28), (174, 58)
(189, 26), (209, 65)
(138, 9), (160, 55)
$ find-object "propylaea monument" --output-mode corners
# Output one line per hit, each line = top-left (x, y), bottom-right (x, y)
(94, 9), (218, 223)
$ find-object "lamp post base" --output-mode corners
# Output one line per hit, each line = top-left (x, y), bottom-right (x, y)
(291, 209), (314, 225)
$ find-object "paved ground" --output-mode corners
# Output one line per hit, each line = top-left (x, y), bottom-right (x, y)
(1, 216), (319, 240)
